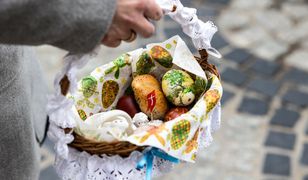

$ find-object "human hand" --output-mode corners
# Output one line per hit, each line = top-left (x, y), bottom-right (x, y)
(102, 0), (163, 47)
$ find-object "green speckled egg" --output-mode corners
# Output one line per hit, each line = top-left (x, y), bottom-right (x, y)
(194, 77), (207, 99)
(136, 51), (155, 75)
(162, 69), (195, 106)
(81, 76), (98, 98)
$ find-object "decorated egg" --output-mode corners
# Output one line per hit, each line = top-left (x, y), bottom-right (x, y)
(164, 107), (188, 121)
(102, 80), (119, 108)
(170, 120), (191, 150)
(77, 109), (87, 121)
(204, 89), (220, 113)
(116, 95), (140, 118)
(162, 69), (195, 106)
(194, 76), (208, 99)
(135, 51), (155, 75)
(150, 45), (173, 68)
(81, 76), (98, 98)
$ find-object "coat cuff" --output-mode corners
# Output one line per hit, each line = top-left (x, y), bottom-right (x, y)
(52, 0), (117, 54)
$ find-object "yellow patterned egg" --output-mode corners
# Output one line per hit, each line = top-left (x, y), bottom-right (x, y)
(170, 120), (191, 150)
(77, 109), (87, 121)
(150, 45), (173, 68)
(102, 80), (119, 109)
(204, 89), (220, 113)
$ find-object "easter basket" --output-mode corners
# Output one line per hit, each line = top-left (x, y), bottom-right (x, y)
(60, 49), (219, 158)
(47, 1), (223, 179)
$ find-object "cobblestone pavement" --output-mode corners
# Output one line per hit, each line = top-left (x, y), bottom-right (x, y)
(37, 0), (308, 179)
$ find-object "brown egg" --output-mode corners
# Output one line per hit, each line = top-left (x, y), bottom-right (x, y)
(164, 107), (189, 121)
(116, 95), (140, 118)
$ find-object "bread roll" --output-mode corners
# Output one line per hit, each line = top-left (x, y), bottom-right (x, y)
(132, 75), (168, 119)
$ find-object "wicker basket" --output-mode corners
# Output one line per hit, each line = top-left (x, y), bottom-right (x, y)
(59, 49), (220, 157)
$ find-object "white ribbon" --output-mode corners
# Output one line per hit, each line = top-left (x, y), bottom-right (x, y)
(48, 124), (74, 159)
(156, 0), (222, 58)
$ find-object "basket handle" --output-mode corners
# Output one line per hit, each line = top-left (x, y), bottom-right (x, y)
(196, 49), (220, 79)
(157, 0), (222, 59)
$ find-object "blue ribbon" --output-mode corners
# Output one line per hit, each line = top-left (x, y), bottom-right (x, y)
(136, 147), (180, 180)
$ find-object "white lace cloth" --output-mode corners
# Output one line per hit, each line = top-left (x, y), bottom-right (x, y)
(157, 0), (222, 58)
(47, 0), (222, 179)
(54, 148), (173, 180)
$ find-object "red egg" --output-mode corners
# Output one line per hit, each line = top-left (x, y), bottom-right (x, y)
(116, 95), (140, 118)
(164, 107), (189, 121)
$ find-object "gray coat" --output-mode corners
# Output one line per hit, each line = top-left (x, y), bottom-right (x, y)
(0, 0), (116, 179)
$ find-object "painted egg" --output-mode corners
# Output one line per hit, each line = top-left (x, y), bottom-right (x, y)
(116, 95), (140, 118)
(81, 76), (98, 98)
(136, 51), (155, 75)
(102, 80), (119, 109)
(150, 45), (173, 68)
(194, 76), (208, 99)
(204, 89), (220, 113)
(164, 107), (188, 121)
(162, 69), (195, 106)
(170, 120), (191, 150)
(77, 109), (87, 121)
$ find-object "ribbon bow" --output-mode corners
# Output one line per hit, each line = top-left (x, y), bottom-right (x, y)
(136, 147), (180, 180)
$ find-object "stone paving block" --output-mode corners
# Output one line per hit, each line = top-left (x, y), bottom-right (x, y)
(211, 33), (229, 50)
(205, 0), (231, 5)
(39, 166), (60, 180)
(238, 97), (269, 115)
(249, 59), (281, 76)
(305, 123), (308, 136)
(265, 131), (296, 150)
(270, 108), (300, 128)
(197, 6), (219, 21)
(217, 10), (250, 30)
(247, 78), (280, 97)
(282, 2), (308, 21)
(301, 144), (308, 166)
(253, 38), (288, 61)
(285, 50), (308, 72)
(224, 48), (253, 64)
(180, 0), (191, 6)
(221, 90), (235, 105)
(263, 153), (291, 176)
(283, 68), (308, 85)
(221, 67), (248, 86)
(282, 89), (308, 107)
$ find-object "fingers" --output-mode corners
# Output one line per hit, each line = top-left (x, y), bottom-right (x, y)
(102, 0), (164, 47)
(101, 32), (121, 47)
(102, 37), (121, 47)
(144, 0), (163, 21)
(131, 17), (155, 38)
(102, 24), (132, 47)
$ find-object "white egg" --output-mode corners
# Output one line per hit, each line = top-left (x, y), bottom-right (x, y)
(181, 91), (195, 105)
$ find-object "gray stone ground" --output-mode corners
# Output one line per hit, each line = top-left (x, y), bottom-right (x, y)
(37, 0), (308, 179)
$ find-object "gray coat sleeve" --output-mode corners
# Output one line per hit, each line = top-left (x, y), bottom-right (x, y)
(0, 0), (116, 53)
